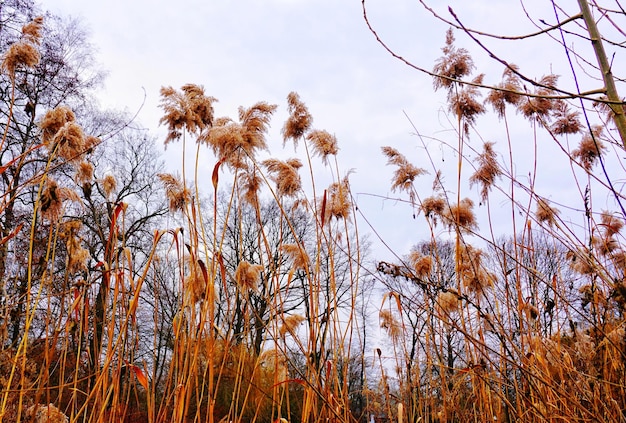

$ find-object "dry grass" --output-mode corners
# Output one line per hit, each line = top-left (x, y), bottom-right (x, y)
(3, 13), (626, 423)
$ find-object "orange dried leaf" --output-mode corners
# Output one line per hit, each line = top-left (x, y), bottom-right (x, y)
(0, 222), (24, 245)
(212, 160), (222, 191)
(132, 364), (149, 391)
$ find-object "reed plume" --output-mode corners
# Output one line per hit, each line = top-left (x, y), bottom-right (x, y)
(158, 173), (191, 212)
(234, 261), (264, 292)
(262, 158), (302, 198)
(282, 91), (312, 146)
(469, 141), (501, 201)
(1, 16), (43, 79)
(433, 28), (474, 91)
(159, 84), (216, 145)
(381, 146), (427, 198)
(572, 126), (606, 171)
(307, 129), (338, 164)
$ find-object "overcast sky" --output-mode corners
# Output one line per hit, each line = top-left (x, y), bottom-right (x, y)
(41, 0), (624, 261)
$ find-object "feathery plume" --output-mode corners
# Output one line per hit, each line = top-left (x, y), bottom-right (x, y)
(409, 251), (432, 279)
(1, 17), (44, 80)
(101, 174), (117, 199)
(600, 211), (624, 237)
(281, 243), (310, 270)
(379, 309), (402, 341)
(433, 28), (474, 91)
(448, 74), (486, 133)
(279, 314), (306, 337)
(469, 141), (501, 201)
(159, 84), (216, 145)
(40, 106), (76, 148)
(282, 91), (312, 146)
(202, 102), (276, 168)
(536, 198), (559, 226)
(234, 261), (264, 292)
(307, 129), (338, 164)
(567, 250), (595, 275)
(185, 258), (208, 305)
(324, 175), (351, 222)
(381, 146), (427, 198)
(438, 290), (459, 314)
(22, 16), (44, 44)
(572, 126), (606, 171)
(60, 220), (89, 274)
(457, 244), (493, 295)
(421, 196), (446, 220)
(239, 101), (277, 151)
(519, 74), (559, 121)
(486, 65), (522, 118)
(75, 161), (94, 185)
(444, 198), (477, 232)
(40, 179), (62, 221)
(550, 100), (581, 135)
(158, 173), (191, 212)
(202, 117), (245, 167)
(240, 167), (262, 208)
(52, 122), (86, 162)
(262, 158), (302, 197)
(592, 235), (618, 256)
(2, 42), (40, 78)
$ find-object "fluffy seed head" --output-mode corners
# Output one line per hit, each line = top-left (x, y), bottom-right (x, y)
(409, 251), (432, 278)
(40, 106), (76, 147)
(572, 126), (606, 171)
(381, 146), (427, 197)
(63, 221), (89, 274)
(444, 198), (477, 232)
(281, 244), (310, 270)
(550, 101), (581, 135)
(1, 16), (44, 79)
(486, 66), (523, 117)
(52, 122), (85, 162)
(448, 74), (486, 132)
(234, 261), (263, 292)
(600, 211), (624, 237)
(421, 196), (446, 220)
(282, 92), (312, 146)
(307, 129), (338, 164)
(536, 198), (559, 226)
(592, 235), (618, 256)
(433, 28), (474, 91)
(469, 141), (501, 201)
(279, 314), (306, 337)
(262, 158), (302, 197)
(518, 74), (559, 121)
(159, 84), (216, 145)
(40, 179), (62, 221)
(21, 16), (44, 44)
(379, 309), (402, 341)
(101, 174), (117, 199)
(324, 176), (351, 222)
(567, 250), (595, 275)
(185, 259), (208, 305)
(75, 161), (94, 185)
(438, 291), (459, 314)
(158, 173), (191, 213)
(2, 42), (40, 78)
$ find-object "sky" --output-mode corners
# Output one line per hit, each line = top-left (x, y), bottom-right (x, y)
(41, 0), (626, 262)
